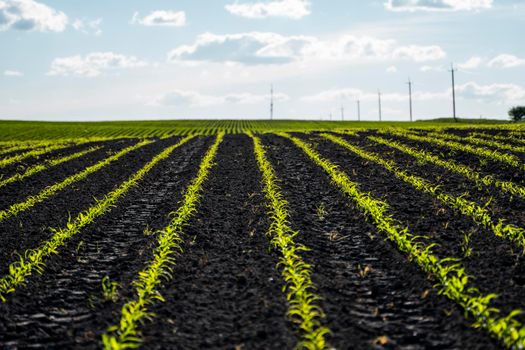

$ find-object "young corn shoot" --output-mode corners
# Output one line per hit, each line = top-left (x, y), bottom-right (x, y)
(278, 132), (525, 349)
(248, 132), (330, 350)
(0, 136), (195, 302)
(383, 129), (524, 171)
(102, 133), (224, 349)
(323, 133), (525, 253)
(368, 135), (525, 200)
(0, 140), (151, 223)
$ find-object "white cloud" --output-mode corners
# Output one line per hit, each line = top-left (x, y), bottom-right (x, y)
(152, 89), (289, 107)
(487, 54), (525, 69)
(458, 56), (483, 70)
(386, 65), (397, 73)
(132, 10), (186, 27)
(225, 0), (310, 19)
(456, 82), (525, 103)
(0, 0), (67, 32)
(385, 0), (493, 12)
(48, 52), (148, 78)
(4, 69), (23, 76)
(72, 18), (102, 35)
(168, 32), (446, 65)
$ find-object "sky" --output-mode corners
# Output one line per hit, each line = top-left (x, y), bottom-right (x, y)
(0, 0), (524, 121)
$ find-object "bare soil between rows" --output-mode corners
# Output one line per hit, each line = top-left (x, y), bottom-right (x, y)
(0, 132), (520, 349)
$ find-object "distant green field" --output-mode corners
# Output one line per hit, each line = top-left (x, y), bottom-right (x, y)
(0, 119), (513, 140)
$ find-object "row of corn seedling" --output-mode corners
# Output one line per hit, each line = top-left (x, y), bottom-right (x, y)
(102, 133), (223, 349)
(426, 131), (525, 155)
(469, 132), (525, 147)
(382, 129), (524, 172)
(0, 146), (103, 188)
(0, 140), (152, 223)
(0, 136), (196, 302)
(278, 132), (525, 349)
(0, 137), (113, 168)
(368, 135), (525, 200)
(248, 132), (330, 350)
(324, 133), (525, 253)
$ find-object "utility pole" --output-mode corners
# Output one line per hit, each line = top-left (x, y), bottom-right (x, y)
(340, 94), (345, 121)
(357, 99), (361, 121)
(270, 84), (274, 121)
(330, 111), (333, 121)
(378, 90), (382, 122)
(407, 78), (413, 122)
(449, 64), (457, 122)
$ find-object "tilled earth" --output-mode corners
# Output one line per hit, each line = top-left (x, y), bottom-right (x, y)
(0, 130), (519, 349)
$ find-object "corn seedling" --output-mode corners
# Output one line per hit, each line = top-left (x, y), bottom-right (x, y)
(0, 136), (195, 302)
(0, 146), (102, 188)
(368, 135), (525, 200)
(248, 132), (331, 350)
(102, 133), (223, 349)
(0, 140), (151, 223)
(0, 137), (109, 168)
(323, 133), (525, 254)
(383, 129), (524, 171)
(279, 132), (525, 349)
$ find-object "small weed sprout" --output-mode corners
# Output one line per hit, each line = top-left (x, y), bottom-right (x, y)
(460, 230), (474, 258)
(316, 203), (327, 221)
(101, 276), (119, 302)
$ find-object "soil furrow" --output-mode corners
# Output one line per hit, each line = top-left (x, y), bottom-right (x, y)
(0, 136), (210, 349)
(0, 138), (176, 270)
(140, 134), (295, 350)
(307, 132), (525, 326)
(381, 131), (525, 186)
(261, 133), (498, 349)
(0, 140), (133, 206)
(352, 133), (525, 232)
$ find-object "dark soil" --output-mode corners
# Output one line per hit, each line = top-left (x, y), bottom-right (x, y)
(0, 136), (211, 348)
(0, 139), (135, 207)
(141, 134), (295, 349)
(261, 134), (499, 350)
(0, 137), (178, 270)
(0, 131), (520, 349)
(305, 132), (525, 326)
(0, 139), (136, 179)
(339, 132), (525, 236)
(379, 130), (525, 186)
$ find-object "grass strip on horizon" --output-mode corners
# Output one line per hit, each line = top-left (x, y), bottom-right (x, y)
(279, 132), (525, 349)
(368, 135), (525, 200)
(0, 146), (103, 188)
(248, 131), (330, 350)
(102, 133), (223, 349)
(0, 140), (152, 223)
(323, 133), (525, 253)
(0, 135), (195, 302)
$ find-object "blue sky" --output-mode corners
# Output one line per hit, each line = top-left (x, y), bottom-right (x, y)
(0, 0), (524, 121)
